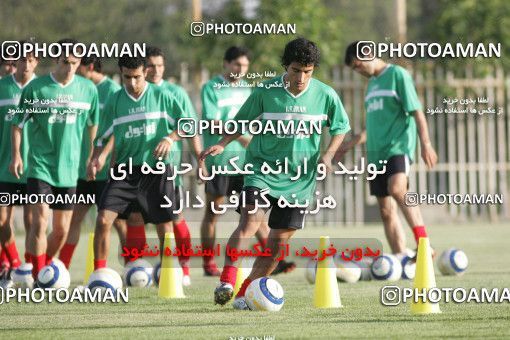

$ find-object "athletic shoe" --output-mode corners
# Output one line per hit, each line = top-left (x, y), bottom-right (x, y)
(204, 263), (221, 276)
(410, 246), (436, 263)
(271, 260), (296, 275)
(182, 275), (191, 287)
(214, 282), (233, 305)
(232, 297), (250, 310)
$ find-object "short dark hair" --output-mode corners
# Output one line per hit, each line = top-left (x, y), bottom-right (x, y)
(17, 39), (39, 60)
(56, 38), (82, 57)
(146, 46), (165, 60)
(224, 46), (250, 62)
(281, 38), (320, 67)
(344, 41), (372, 66)
(118, 56), (146, 70)
(80, 56), (102, 72)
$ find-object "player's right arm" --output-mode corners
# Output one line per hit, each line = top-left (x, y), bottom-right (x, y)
(9, 86), (33, 179)
(334, 129), (367, 162)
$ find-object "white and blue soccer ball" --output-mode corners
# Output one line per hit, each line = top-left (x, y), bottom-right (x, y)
(370, 254), (402, 281)
(123, 259), (153, 287)
(152, 261), (183, 286)
(396, 249), (416, 280)
(12, 263), (35, 289)
(245, 277), (284, 311)
(438, 248), (468, 276)
(305, 259), (317, 284)
(87, 268), (123, 293)
(37, 259), (70, 289)
(334, 256), (362, 283)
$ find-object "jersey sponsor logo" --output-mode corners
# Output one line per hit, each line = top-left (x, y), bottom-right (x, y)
(285, 105), (307, 113)
(124, 122), (156, 139)
(48, 111), (77, 124)
(366, 98), (384, 113)
(128, 106), (146, 115)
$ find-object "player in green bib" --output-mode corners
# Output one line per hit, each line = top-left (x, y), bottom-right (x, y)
(0, 58), (16, 78)
(201, 38), (351, 309)
(58, 56), (126, 270)
(88, 56), (187, 273)
(10, 39), (100, 279)
(0, 45), (38, 281)
(339, 41), (438, 260)
(145, 45), (206, 286)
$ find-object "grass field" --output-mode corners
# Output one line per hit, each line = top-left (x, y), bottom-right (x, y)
(1, 221), (509, 339)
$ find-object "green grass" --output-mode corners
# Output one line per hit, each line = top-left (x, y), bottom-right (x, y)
(1, 222), (509, 339)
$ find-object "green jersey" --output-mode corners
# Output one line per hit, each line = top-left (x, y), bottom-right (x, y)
(95, 82), (187, 168)
(156, 80), (197, 187)
(0, 74), (36, 183)
(364, 64), (422, 167)
(78, 76), (121, 181)
(201, 75), (252, 174)
(234, 75), (350, 203)
(13, 74), (99, 187)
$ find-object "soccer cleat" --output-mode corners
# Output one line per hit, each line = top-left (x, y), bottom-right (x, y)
(410, 246), (436, 263)
(182, 275), (191, 287)
(0, 264), (10, 281)
(271, 260), (296, 276)
(232, 297), (251, 310)
(214, 282), (234, 306)
(203, 263), (221, 276)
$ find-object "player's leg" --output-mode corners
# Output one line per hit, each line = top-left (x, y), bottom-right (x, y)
(23, 204), (32, 263)
(172, 185), (191, 285)
(93, 209), (119, 269)
(125, 212), (146, 262)
(256, 219), (296, 275)
(113, 218), (127, 248)
(200, 193), (225, 275)
(0, 206), (21, 279)
(376, 196), (406, 254)
(214, 204), (266, 305)
(28, 202), (50, 278)
(387, 172), (430, 249)
(155, 221), (173, 258)
(46, 209), (73, 263)
(58, 204), (91, 268)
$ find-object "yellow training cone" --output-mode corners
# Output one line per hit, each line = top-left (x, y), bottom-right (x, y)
(313, 236), (342, 308)
(83, 233), (94, 285)
(411, 237), (441, 314)
(159, 232), (185, 298)
(234, 257), (254, 295)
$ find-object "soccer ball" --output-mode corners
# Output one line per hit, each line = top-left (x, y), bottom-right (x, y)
(438, 248), (468, 275)
(87, 268), (123, 293)
(245, 277), (284, 311)
(304, 259), (317, 284)
(370, 254), (402, 281)
(152, 261), (184, 286)
(334, 256), (362, 283)
(37, 259), (70, 289)
(123, 259), (153, 287)
(358, 258), (373, 281)
(396, 249), (416, 280)
(12, 263), (35, 288)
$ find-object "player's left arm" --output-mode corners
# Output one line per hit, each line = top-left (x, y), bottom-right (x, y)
(154, 94), (184, 159)
(321, 90), (351, 172)
(397, 67), (437, 169)
(413, 109), (437, 169)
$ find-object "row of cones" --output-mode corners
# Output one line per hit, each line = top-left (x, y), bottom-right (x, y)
(313, 235), (440, 314)
(83, 232), (185, 298)
(84, 232), (440, 313)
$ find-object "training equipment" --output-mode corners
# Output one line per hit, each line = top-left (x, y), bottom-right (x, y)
(305, 259), (317, 284)
(158, 232), (185, 298)
(234, 257), (254, 295)
(397, 249), (417, 280)
(245, 277), (284, 311)
(87, 268), (123, 293)
(12, 263), (34, 289)
(411, 237), (441, 314)
(358, 258), (373, 281)
(123, 259), (153, 287)
(438, 248), (468, 276)
(334, 256), (362, 283)
(370, 254), (402, 281)
(313, 236), (342, 308)
(37, 259), (70, 289)
(83, 233), (94, 285)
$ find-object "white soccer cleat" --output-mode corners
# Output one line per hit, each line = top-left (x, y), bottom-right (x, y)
(232, 297), (251, 310)
(182, 275), (191, 287)
(214, 282), (234, 305)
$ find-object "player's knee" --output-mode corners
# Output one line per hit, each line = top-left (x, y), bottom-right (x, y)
(388, 185), (406, 200)
(96, 214), (112, 231)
